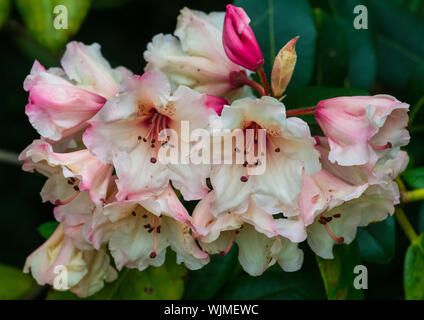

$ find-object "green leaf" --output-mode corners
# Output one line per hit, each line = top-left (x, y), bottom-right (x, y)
(183, 246), (238, 299)
(284, 86), (368, 108)
(368, 0), (424, 89)
(357, 216), (395, 264)
(37, 221), (59, 239)
(404, 233), (424, 299)
(316, 241), (365, 300)
(313, 8), (349, 87)
(0, 0), (11, 30)
(234, 0), (317, 88)
(216, 265), (326, 299)
(330, 0), (377, 90)
(46, 250), (186, 300)
(0, 263), (36, 299)
(403, 167), (424, 189)
(405, 62), (424, 110)
(15, 0), (91, 51)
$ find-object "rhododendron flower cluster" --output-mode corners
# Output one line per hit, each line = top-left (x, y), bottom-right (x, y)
(20, 5), (409, 297)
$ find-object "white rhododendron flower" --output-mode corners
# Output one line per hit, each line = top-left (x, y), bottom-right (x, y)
(83, 70), (219, 201)
(24, 223), (117, 298)
(315, 95), (410, 167)
(144, 8), (246, 98)
(210, 96), (320, 217)
(192, 192), (304, 275)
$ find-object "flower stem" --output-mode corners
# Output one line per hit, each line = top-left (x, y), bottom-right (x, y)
(286, 106), (317, 117)
(402, 188), (424, 203)
(395, 207), (418, 243)
(258, 66), (270, 96)
(229, 70), (265, 96)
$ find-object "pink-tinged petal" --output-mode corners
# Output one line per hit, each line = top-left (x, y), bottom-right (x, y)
(70, 249), (117, 298)
(299, 170), (368, 227)
(24, 61), (106, 141)
(205, 95), (228, 115)
(102, 198), (208, 271)
(19, 140), (113, 205)
(210, 164), (252, 215)
(114, 143), (169, 201)
(145, 7), (243, 97)
(307, 181), (399, 259)
(316, 95), (410, 166)
(54, 191), (94, 227)
(83, 72), (170, 164)
(175, 8), (236, 69)
(24, 224), (88, 287)
(222, 5), (264, 71)
(375, 150), (409, 183)
(61, 42), (132, 99)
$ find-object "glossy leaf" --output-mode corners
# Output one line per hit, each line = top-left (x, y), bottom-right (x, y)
(368, 0), (424, 89)
(15, 0), (91, 51)
(313, 8), (349, 87)
(284, 86), (368, 108)
(357, 216), (395, 264)
(183, 246), (238, 299)
(404, 233), (424, 299)
(217, 266), (326, 300)
(37, 221), (59, 240)
(234, 0), (316, 89)
(403, 167), (424, 189)
(0, 263), (36, 299)
(316, 241), (365, 300)
(330, 0), (377, 90)
(47, 251), (186, 300)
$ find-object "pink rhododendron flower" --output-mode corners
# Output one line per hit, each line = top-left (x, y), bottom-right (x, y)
(24, 42), (132, 141)
(87, 185), (209, 271)
(222, 5), (264, 71)
(205, 94), (228, 115)
(193, 192), (304, 275)
(24, 223), (117, 298)
(299, 143), (408, 259)
(19, 140), (113, 205)
(315, 95), (410, 167)
(83, 70), (215, 201)
(144, 8), (247, 98)
(210, 96), (321, 216)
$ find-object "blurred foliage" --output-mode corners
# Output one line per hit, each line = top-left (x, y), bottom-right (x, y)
(47, 250), (186, 300)
(0, 0), (424, 300)
(0, 263), (36, 299)
(316, 241), (365, 300)
(404, 233), (424, 299)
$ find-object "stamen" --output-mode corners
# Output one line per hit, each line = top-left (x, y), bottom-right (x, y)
(240, 175), (249, 182)
(369, 142), (392, 150)
(219, 230), (237, 256)
(55, 190), (80, 206)
(323, 223), (344, 244)
(150, 215), (159, 259)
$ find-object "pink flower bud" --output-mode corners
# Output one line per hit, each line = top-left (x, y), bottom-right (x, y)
(223, 5), (264, 71)
(205, 94), (228, 115)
